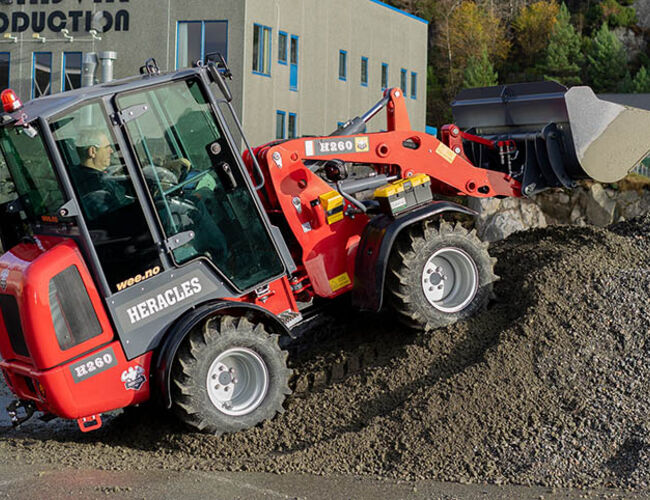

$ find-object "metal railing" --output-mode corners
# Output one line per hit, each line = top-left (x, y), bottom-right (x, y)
(633, 162), (650, 178)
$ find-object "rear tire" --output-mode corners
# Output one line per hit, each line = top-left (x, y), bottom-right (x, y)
(386, 220), (497, 331)
(171, 315), (291, 435)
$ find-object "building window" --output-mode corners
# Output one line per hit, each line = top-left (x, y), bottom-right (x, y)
(288, 112), (297, 139)
(278, 31), (288, 64)
(400, 68), (407, 94)
(361, 57), (368, 87)
(0, 53), (8, 92)
(62, 52), (82, 91)
(253, 23), (272, 76)
(289, 35), (298, 91)
(177, 20), (228, 69)
(339, 50), (347, 81)
(32, 52), (52, 98)
(411, 71), (417, 99)
(381, 63), (388, 90)
(276, 110), (286, 139)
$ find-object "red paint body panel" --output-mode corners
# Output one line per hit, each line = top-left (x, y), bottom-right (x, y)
(0, 344), (151, 419)
(0, 237), (114, 369)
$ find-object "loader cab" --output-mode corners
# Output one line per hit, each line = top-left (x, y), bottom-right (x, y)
(0, 70), (286, 300)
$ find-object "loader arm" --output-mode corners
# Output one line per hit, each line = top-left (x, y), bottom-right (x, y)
(261, 88), (522, 200)
(245, 88), (521, 302)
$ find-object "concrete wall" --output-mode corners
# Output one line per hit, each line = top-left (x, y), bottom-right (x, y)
(242, 0), (428, 146)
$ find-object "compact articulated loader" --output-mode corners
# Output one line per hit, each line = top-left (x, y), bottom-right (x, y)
(0, 60), (646, 434)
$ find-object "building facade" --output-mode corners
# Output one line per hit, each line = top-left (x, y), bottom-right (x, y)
(0, 0), (427, 145)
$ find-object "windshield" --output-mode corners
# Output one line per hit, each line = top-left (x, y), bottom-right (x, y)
(0, 125), (65, 221)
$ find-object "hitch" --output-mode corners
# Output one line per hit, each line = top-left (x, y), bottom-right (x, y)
(6, 399), (35, 427)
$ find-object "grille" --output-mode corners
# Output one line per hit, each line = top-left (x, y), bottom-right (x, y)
(49, 265), (102, 351)
(0, 294), (28, 357)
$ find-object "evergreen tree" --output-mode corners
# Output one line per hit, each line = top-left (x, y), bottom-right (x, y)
(585, 23), (627, 92)
(463, 48), (498, 88)
(542, 3), (583, 86)
(632, 66), (650, 93)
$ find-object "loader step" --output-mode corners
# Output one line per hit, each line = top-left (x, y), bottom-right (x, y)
(77, 414), (102, 432)
(278, 310), (303, 328)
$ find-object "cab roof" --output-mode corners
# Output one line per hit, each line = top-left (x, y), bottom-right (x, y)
(2, 67), (201, 125)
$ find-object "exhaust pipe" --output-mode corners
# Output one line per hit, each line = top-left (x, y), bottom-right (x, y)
(451, 82), (650, 195)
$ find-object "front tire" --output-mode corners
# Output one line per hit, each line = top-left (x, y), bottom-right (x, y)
(387, 220), (497, 331)
(171, 315), (291, 434)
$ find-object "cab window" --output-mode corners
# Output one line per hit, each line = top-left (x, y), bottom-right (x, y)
(0, 125), (65, 221)
(50, 102), (162, 293)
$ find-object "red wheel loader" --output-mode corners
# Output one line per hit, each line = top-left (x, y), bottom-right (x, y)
(0, 59), (646, 434)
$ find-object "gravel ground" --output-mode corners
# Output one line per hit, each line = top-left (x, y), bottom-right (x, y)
(1, 216), (649, 491)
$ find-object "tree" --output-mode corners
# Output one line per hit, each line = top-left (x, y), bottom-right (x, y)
(589, 0), (637, 29)
(632, 66), (650, 93)
(585, 23), (627, 92)
(542, 3), (583, 85)
(463, 47), (498, 88)
(437, 1), (509, 93)
(384, 0), (437, 19)
(513, 1), (560, 68)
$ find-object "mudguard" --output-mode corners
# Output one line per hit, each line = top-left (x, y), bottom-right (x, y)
(352, 201), (477, 312)
(153, 300), (291, 409)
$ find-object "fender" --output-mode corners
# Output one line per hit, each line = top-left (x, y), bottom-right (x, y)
(153, 300), (291, 409)
(352, 201), (477, 312)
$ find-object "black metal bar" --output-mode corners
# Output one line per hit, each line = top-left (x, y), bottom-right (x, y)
(105, 96), (174, 273)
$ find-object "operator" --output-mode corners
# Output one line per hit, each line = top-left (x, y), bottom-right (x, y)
(70, 129), (129, 220)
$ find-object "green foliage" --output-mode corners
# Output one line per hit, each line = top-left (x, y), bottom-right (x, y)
(585, 23), (628, 92)
(463, 48), (498, 88)
(426, 65), (452, 126)
(632, 66), (650, 93)
(542, 3), (583, 85)
(513, 1), (560, 68)
(587, 0), (637, 29)
(438, 1), (510, 94)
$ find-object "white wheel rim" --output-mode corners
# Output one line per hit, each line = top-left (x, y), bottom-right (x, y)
(421, 247), (479, 313)
(206, 347), (269, 416)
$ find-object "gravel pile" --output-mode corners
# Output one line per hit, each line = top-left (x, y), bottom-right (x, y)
(1, 216), (649, 489)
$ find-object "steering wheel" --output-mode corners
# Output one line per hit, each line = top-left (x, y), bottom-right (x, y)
(163, 169), (213, 197)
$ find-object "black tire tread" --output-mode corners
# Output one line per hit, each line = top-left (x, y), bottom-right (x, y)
(171, 315), (292, 435)
(386, 220), (497, 331)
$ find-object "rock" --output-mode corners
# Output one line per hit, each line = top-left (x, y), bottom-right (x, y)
(480, 210), (527, 242)
(468, 197), (501, 217)
(617, 190), (650, 220)
(613, 27), (646, 61)
(520, 201), (547, 228)
(585, 183), (617, 227)
(537, 191), (572, 222)
(636, 0), (650, 29)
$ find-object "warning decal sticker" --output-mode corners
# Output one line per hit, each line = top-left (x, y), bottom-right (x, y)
(435, 143), (457, 163)
(329, 272), (352, 292)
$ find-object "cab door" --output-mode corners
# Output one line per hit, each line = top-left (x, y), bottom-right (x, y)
(115, 77), (285, 292)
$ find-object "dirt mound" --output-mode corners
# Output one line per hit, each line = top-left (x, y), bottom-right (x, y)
(2, 216), (649, 489)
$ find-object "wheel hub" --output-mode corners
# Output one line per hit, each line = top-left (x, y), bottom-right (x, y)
(421, 247), (479, 313)
(206, 347), (269, 417)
